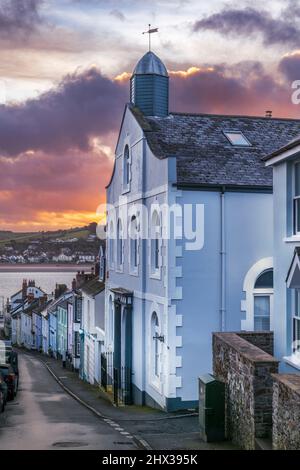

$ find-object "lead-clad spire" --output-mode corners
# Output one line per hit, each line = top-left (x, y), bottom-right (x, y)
(130, 51), (169, 117)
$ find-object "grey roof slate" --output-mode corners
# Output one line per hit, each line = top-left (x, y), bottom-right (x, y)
(263, 135), (300, 161)
(81, 278), (105, 297)
(130, 106), (300, 188)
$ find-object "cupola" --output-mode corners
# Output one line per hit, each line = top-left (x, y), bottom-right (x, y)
(130, 51), (169, 117)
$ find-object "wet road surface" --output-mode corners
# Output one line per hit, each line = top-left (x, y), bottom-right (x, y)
(0, 352), (137, 450)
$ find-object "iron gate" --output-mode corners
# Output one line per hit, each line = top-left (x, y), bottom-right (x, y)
(101, 352), (132, 406)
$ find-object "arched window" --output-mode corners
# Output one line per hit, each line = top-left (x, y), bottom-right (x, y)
(123, 145), (130, 189)
(151, 312), (160, 378)
(109, 221), (115, 268)
(151, 211), (161, 275)
(253, 269), (273, 331)
(117, 219), (123, 267)
(241, 258), (274, 332)
(130, 215), (138, 272)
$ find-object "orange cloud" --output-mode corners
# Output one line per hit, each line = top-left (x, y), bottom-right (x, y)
(114, 72), (132, 83)
(169, 66), (214, 78)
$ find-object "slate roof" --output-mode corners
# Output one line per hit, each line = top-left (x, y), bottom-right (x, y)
(23, 300), (40, 316)
(130, 106), (300, 188)
(263, 135), (300, 161)
(81, 278), (105, 298)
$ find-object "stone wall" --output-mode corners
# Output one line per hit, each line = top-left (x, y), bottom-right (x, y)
(272, 374), (300, 450)
(213, 332), (279, 450)
(237, 332), (274, 356)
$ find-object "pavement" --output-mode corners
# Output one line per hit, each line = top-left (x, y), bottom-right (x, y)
(14, 348), (238, 451)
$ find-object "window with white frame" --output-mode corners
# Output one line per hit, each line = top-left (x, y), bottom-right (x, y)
(108, 296), (114, 346)
(75, 332), (80, 357)
(253, 270), (273, 331)
(123, 145), (130, 191)
(129, 215), (138, 273)
(293, 290), (300, 354)
(117, 218), (124, 268)
(150, 211), (161, 276)
(87, 299), (91, 332)
(293, 162), (300, 234)
(151, 312), (160, 379)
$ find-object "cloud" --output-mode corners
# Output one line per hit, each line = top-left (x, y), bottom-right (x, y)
(170, 60), (297, 117)
(0, 147), (111, 230)
(0, 0), (42, 38)
(1, 55), (299, 231)
(193, 7), (300, 48)
(0, 67), (128, 158)
(0, 65), (128, 229)
(110, 9), (126, 21)
(278, 51), (300, 82)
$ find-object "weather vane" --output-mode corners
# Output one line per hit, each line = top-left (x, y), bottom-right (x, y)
(142, 24), (158, 52)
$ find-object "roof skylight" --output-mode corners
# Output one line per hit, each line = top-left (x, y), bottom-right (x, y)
(224, 131), (251, 147)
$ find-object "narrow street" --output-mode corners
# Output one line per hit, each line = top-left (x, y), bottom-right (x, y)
(0, 351), (137, 450)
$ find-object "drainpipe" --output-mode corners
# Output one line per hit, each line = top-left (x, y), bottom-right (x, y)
(141, 136), (147, 399)
(220, 187), (226, 332)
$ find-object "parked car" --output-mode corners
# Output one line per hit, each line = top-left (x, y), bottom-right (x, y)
(0, 340), (12, 364)
(0, 364), (18, 401)
(0, 389), (4, 413)
(0, 371), (8, 411)
(10, 352), (19, 380)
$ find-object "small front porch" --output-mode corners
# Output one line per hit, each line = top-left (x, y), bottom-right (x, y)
(101, 288), (133, 406)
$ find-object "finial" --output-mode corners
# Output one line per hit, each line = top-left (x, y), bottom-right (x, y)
(142, 24), (158, 52)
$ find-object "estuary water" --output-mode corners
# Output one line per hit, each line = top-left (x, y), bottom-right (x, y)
(0, 265), (91, 302)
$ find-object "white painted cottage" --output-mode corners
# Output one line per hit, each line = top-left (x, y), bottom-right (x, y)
(81, 278), (105, 384)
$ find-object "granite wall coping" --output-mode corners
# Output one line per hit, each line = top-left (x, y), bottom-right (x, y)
(213, 333), (279, 364)
(272, 373), (300, 396)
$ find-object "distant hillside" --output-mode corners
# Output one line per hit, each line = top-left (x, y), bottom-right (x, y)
(0, 223), (101, 246)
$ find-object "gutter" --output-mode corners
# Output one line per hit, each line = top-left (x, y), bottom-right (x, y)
(173, 182), (273, 194)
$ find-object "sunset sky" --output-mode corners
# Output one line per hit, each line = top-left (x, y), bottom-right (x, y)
(1, 0), (300, 231)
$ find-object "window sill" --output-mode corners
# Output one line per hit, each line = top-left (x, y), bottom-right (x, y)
(129, 268), (139, 277)
(283, 236), (300, 243)
(283, 355), (300, 370)
(122, 186), (130, 195)
(115, 266), (124, 274)
(150, 270), (161, 280)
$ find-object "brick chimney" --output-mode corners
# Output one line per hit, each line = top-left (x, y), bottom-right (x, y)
(55, 284), (67, 300)
(265, 110), (272, 118)
(39, 294), (48, 308)
(22, 279), (28, 300)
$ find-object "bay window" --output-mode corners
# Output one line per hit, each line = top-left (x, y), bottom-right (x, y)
(293, 290), (300, 354)
(293, 162), (300, 234)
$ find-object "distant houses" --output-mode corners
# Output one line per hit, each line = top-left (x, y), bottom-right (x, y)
(7, 263), (106, 386)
